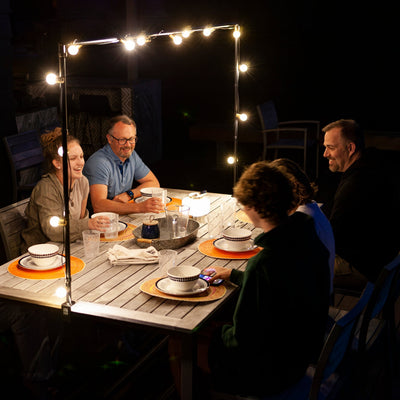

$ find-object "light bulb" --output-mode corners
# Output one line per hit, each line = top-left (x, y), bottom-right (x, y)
(46, 73), (58, 85)
(57, 146), (63, 157)
(50, 216), (60, 227)
(227, 156), (236, 165)
(237, 113), (248, 122)
(172, 35), (183, 45)
(182, 29), (191, 38)
(67, 44), (80, 55)
(203, 27), (213, 37)
(123, 38), (135, 51)
(239, 63), (248, 72)
(136, 35), (147, 46)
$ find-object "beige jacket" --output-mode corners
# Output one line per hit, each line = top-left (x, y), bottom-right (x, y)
(21, 173), (90, 251)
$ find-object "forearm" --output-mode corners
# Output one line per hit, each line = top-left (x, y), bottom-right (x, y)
(92, 198), (145, 215)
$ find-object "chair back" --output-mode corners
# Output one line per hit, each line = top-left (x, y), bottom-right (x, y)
(257, 100), (279, 130)
(3, 130), (44, 202)
(309, 282), (374, 399)
(0, 198), (29, 261)
(357, 254), (400, 353)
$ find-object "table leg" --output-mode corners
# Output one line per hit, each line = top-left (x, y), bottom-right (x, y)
(180, 334), (196, 400)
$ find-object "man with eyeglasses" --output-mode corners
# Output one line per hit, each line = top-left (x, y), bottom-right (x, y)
(83, 115), (163, 214)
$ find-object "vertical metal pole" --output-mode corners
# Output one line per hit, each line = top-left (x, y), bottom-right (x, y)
(233, 25), (240, 186)
(58, 43), (73, 311)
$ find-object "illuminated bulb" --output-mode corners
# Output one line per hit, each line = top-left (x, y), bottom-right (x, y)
(203, 27), (213, 37)
(227, 156), (236, 165)
(136, 35), (147, 46)
(46, 73), (58, 85)
(123, 38), (135, 51)
(50, 216), (61, 227)
(237, 113), (248, 121)
(233, 29), (241, 39)
(67, 44), (80, 55)
(239, 63), (248, 72)
(172, 35), (183, 45)
(55, 286), (67, 298)
(182, 29), (191, 38)
(58, 146), (63, 157)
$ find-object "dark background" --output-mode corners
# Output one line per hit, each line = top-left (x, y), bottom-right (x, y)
(1, 0), (399, 204)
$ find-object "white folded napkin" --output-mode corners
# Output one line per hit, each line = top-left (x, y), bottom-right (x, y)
(107, 244), (159, 265)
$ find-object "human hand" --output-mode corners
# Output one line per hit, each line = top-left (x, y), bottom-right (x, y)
(113, 192), (131, 203)
(136, 197), (164, 213)
(202, 266), (232, 283)
(88, 216), (110, 232)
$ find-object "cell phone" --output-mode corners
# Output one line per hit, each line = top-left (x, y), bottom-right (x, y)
(199, 272), (224, 286)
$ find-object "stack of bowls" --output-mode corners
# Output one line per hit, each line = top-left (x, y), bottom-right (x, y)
(167, 265), (201, 291)
(222, 227), (252, 251)
(28, 244), (59, 267)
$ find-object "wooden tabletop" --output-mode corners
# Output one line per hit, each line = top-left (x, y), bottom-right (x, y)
(0, 189), (261, 333)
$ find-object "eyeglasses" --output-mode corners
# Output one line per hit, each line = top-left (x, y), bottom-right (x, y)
(109, 134), (138, 145)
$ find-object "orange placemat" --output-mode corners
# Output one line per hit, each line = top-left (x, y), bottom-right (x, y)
(169, 197), (182, 206)
(8, 256), (85, 280)
(140, 277), (226, 302)
(100, 223), (137, 242)
(198, 239), (261, 260)
(235, 210), (252, 224)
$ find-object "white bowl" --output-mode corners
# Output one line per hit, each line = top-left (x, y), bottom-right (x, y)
(91, 212), (118, 220)
(167, 265), (201, 291)
(140, 187), (162, 197)
(222, 227), (252, 242)
(28, 244), (59, 267)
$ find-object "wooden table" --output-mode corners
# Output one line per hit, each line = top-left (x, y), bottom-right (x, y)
(0, 189), (261, 399)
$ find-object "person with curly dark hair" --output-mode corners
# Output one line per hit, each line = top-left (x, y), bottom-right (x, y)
(270, 158), (335, 295)
(170, 161), (330, 398)
(21, 128), (109, 250)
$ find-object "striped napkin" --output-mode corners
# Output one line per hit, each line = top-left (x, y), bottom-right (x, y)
(107, 245), (159, 265)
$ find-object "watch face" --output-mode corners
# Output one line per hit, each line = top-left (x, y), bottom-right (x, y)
(127, 190), (134, 198)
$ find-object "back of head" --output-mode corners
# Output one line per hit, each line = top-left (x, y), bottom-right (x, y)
(322, 119), (365, 152)
(233, 161), (295, 224)
(269, 158), (316, 206)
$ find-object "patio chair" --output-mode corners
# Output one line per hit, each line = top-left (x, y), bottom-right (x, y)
(256, 101), (320, 178)
(3, 130), (44, 202)
(309, 253), (400, 399)
(0, 198), (29, 262)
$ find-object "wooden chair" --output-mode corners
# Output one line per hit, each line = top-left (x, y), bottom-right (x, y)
(0, 198), (29, 262)
(3, 130), (44, 203)
(256, 101), (320, 178)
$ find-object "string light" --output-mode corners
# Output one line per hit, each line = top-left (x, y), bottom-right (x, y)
(67, 44), (80, 55)
(239, 63), (248, 72)
(182, 29), (191, 38)
(203, 27), (214, 37)
(122, 37), (136, 51)
(136, 35), (147, 46)
(237, 113), (248, 121)
(227, 156), (236, 165)
(45, 73), (63, 85)
(171, 35), (183, 45)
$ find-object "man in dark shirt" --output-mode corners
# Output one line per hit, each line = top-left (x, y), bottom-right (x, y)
(322, 119), (400, 290)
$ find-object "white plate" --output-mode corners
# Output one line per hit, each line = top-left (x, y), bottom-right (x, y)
(18, 254), (66, 271)
(134, 196), (172, 204)
(155, 277), (209, 296)
(213, 238), (257, 253)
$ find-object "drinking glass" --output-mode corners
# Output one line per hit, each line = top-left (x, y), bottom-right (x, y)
(165, 204), (190, 238)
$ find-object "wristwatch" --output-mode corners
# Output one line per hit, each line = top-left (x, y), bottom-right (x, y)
(126, 190), (134, 199)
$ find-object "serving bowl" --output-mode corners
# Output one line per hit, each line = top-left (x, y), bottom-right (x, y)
(28, 244), (59, 267)
(167, 265), (201, 291)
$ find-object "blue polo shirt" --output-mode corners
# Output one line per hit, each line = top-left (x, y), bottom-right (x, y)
(83, 144), (150, 199)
